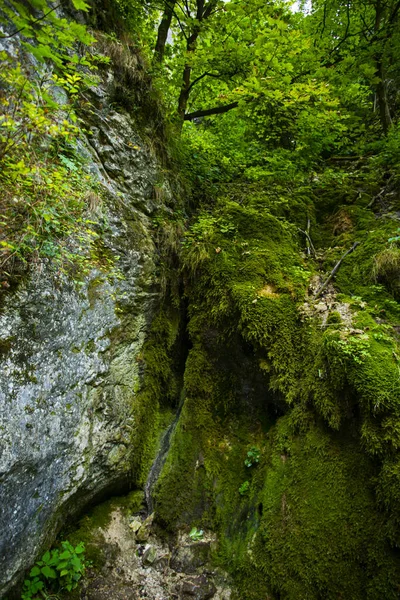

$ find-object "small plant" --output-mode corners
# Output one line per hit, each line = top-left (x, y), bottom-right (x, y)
(388, 228), (400, 243)
(189, 527), (204, 541)
(244, 446), (260, 467)
(21, 541), (88, 600)
(239, 480), (250, 495)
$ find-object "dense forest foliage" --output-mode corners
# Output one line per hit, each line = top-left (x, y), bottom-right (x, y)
(2, 0), (400, 598)
(2, 0), (400, 279)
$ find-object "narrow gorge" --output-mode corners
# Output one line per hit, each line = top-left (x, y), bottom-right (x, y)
(1, 0), (400, 599)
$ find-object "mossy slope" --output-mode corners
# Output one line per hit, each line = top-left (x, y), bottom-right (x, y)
(153, 184), (400, 598)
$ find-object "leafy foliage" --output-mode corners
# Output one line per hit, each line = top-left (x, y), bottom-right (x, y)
(244, 446), (260, 468)
(0, 0), (109, 283)
(238, 480), (250, 496)
(21, 541), (88, 599)
(189, 526), (204, 541)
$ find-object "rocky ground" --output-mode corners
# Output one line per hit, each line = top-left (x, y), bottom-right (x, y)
(77, 508), (232, 600)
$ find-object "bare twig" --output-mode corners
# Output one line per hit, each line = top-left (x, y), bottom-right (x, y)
(299, 217), (316, 258)
(0, 4), (61, 39)
(368, 175), (394, 208)
(314, 242), (360, 299)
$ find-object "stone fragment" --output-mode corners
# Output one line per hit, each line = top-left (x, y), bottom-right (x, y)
(181, 574), (217, 599)
(170, 542), (211, 574)
(136, 525), (150, 542)
(315, 302), (328, 313)
(142, 544), (157, 565)
(129, 518), (142, 533)
(135, 512), (154, 542)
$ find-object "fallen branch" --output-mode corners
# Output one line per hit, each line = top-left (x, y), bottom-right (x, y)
(314, 241), (360, 299)
(368, 175), (394, 208)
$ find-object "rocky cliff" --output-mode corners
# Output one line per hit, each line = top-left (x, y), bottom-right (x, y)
(0, 34), (178, 594)
(3, 4), (400, 600)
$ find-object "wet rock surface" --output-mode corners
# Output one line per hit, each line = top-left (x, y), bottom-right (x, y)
(78, 509), (231, 600)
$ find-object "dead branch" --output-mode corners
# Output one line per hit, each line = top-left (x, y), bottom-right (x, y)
(299, 217), (316, 258)
(314, 242), (360, 299)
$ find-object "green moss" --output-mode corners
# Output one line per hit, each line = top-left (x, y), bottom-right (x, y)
(151, 179), (400, 598)
(0, 336), (13, 357)
(130, 306), (183, 487)
(245, 418), (400, 600)
(327, 310), (342, 324)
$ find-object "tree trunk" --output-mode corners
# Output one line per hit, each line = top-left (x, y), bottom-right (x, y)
(154, 0), (176, 64)
(373, 0), (392, 134)
(176, 0), (218, 124)
(375, 60), (392, 135)
(177, 30), (199, 121)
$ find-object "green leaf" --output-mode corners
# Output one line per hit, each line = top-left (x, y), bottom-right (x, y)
(71, 0), (89, 10)
(41, 566), (57, 579)
(75, 542), (85, 554)
(29, 566), (41, 577)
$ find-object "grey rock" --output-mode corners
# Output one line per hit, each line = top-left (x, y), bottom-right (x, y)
(171, 542), (212, 574)
(135, 512), (154, 542)
(0, 32), (176, 596)
(180, 575), (217, 599)
(83, 576), (137, 600)
(315, 302), (328, 313)
(142, 544), (157, 565)
(136, 524), (150, 543)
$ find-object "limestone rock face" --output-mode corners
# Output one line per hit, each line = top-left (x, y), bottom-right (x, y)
(0, 65), (173, 594)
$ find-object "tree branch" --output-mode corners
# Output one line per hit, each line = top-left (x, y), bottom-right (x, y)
(314, 242), (360, 299)
(184, 101), (239, 120)
(299, 217), (316, 258)
(187, 70), (228, 92)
